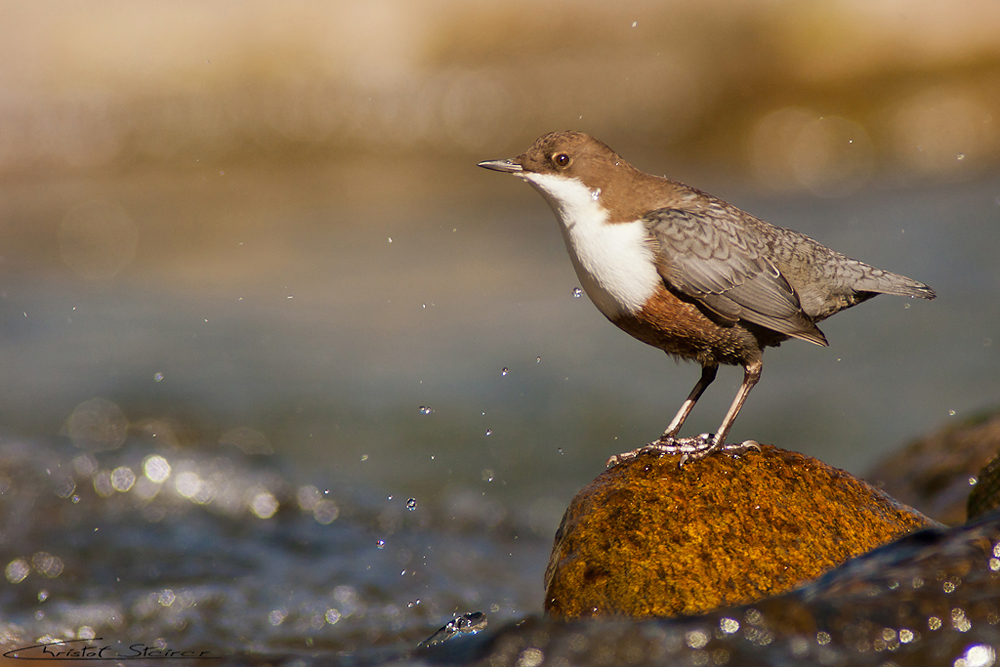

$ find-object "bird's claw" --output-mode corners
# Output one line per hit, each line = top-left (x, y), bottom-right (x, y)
(605, 435), (761, 468)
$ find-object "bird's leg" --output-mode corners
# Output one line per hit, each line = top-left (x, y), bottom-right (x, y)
(659, 364), (717, 440)
(606, 360), (763, 468)
(710, 357), (762, 450)
(607, 365), (721, 467)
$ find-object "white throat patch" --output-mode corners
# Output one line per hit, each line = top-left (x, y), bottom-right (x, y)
(520, 172), (660, 319)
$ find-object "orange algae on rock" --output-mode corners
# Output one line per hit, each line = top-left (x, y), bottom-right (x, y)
(544, 444), (936, 618)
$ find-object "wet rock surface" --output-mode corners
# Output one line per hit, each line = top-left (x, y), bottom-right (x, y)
(870, 409), (1000, 525)
(544, 444), (936, 618)
(970, 453), (1000, 521)
(414, 511), (1000, 667)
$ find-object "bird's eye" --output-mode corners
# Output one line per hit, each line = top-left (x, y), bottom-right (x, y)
(553, 153), (570, 167)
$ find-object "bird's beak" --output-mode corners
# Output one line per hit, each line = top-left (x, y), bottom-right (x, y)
(477, 158), (523, 173)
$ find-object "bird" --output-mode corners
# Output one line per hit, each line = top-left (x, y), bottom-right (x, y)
(478, 131), (935, 463)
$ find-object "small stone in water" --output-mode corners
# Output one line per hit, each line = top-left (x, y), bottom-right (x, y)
(417, 612), (488, 648)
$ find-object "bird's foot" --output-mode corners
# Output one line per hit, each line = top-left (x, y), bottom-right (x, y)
(605, 434), (714, 467)
(605, 435), (761, 468)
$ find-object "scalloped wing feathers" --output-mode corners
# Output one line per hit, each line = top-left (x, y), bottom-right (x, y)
(645, 207), (829, 347)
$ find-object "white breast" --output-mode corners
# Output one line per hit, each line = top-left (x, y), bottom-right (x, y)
(520, 172), (660, 319)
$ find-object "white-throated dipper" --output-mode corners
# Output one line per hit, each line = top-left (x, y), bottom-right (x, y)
(478, 131), (935, 463)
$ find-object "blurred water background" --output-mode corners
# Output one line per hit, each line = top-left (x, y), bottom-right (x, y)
(0, 0), (999, 662)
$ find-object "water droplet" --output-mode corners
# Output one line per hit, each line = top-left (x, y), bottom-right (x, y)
(360, 454), (369, 462)
(501, 368), (508, 377)
(590, 187), (601, 201)
(418, 406), (433, 415)
(957, 153), (966, 160)
(484, 429), (492, 437)
(376, 539), (385, 549)
(535, 356), (541, 363)
(572, 287), (583, 298)
(143, 455), (171, 483)
(153, 372), (164, 382)
(685, 629), (709, 649)
(406, 498), (417, 511)
(557, 448), (564, 455)
(949, 409), (956, 416)
(482, 469), (494, 482)
(631, 20), (637, 27)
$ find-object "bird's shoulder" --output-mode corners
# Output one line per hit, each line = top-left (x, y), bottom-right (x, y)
(641, 195), (770, 285)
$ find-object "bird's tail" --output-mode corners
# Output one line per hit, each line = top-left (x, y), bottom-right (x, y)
(858, 270), (936, 300)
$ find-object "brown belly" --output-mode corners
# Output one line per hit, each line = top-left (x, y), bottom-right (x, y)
(609, 285), (787, 367)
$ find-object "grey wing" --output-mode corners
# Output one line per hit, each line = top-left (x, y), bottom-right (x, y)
(644, 207), (828, 346)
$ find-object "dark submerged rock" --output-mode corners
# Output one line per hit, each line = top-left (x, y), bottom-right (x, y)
(544, 444), (936, 618)
(419, 511), (1000, 667)
(869, 408), (1000, 524)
